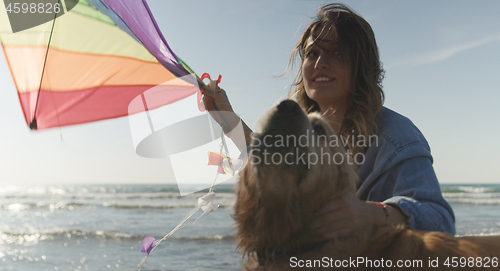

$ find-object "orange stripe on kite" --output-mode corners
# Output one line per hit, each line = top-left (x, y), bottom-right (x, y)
(4, 46), (176, 93)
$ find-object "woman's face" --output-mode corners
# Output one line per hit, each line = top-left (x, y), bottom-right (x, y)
(302, 28), (350, 113)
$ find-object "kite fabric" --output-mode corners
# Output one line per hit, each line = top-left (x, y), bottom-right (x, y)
(0, 0), (201, 130)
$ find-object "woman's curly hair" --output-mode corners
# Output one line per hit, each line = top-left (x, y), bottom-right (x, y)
(289, 3), (385, 155)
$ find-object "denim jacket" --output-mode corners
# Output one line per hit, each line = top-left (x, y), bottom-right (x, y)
(357, 107), (456, 235)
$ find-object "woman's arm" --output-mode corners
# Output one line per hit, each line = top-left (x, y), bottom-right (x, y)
(360, 150), (456, 235)
(201, 84), (253, 151)
(313, 148), (455, 238)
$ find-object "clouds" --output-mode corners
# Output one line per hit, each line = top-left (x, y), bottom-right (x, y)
(386, 33), (500, 68)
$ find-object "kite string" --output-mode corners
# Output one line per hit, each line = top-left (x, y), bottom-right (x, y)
(31, 0), (61, 129)
(137, 129), (227, 271)
(137, 201), (204, 270)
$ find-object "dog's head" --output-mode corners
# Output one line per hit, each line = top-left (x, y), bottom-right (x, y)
(233, 100), (357, 257)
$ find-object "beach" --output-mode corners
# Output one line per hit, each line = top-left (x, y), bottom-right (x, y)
(1, 183), (499, 271)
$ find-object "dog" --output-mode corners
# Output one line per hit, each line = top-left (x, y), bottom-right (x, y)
(233, 100), (500, 270)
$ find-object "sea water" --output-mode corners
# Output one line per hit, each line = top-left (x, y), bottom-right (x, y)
(1, 183), (499, 271)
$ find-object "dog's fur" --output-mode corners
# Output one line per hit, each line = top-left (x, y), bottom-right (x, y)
(233, 100), (500, 270)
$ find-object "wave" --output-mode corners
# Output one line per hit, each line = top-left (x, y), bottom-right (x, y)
(102, 201), (234, 209)
(441, 184), (500, 205)
(441, 184), (500, 194)
(0, 184), (236, 198)
(0, 229), (140, 245)
(171, 235), (233, 241)
(443, 192), (500, 198)
(2, 192), (197, 200)
(5, 184), (500, 208)
(1, 191), (237, 203)
(0, 229), (233, 245)
(456, 231), (500, 237)
(1, 202), (91, 211)
(443, 198), (500, 205)
(1, 198), (236, 211)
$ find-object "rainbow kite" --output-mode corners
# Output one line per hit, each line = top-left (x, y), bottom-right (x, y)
(0, 0), (201, 130)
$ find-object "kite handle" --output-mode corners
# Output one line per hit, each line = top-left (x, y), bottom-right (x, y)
(198, 73), (223, 112)
(200, 73), (222, 89)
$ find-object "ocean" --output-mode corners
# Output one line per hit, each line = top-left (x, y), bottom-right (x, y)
(1, 183), (499, 271)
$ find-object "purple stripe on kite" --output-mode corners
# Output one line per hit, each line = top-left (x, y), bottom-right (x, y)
(100, 0), (190, 78)
(141, 0), (182, 68)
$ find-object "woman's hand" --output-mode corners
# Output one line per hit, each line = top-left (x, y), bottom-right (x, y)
(200, 82), (240, 132)
(201, 82), (234, 113)
(311, 192), (407, 239)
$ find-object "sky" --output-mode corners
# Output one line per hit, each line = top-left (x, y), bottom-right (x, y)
(0, 0), (499, 186)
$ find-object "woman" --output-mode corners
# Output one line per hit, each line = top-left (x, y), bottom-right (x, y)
(202, 3), (455, 237)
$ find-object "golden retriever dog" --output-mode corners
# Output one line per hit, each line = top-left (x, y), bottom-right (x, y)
(233, 100), (500, 270)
